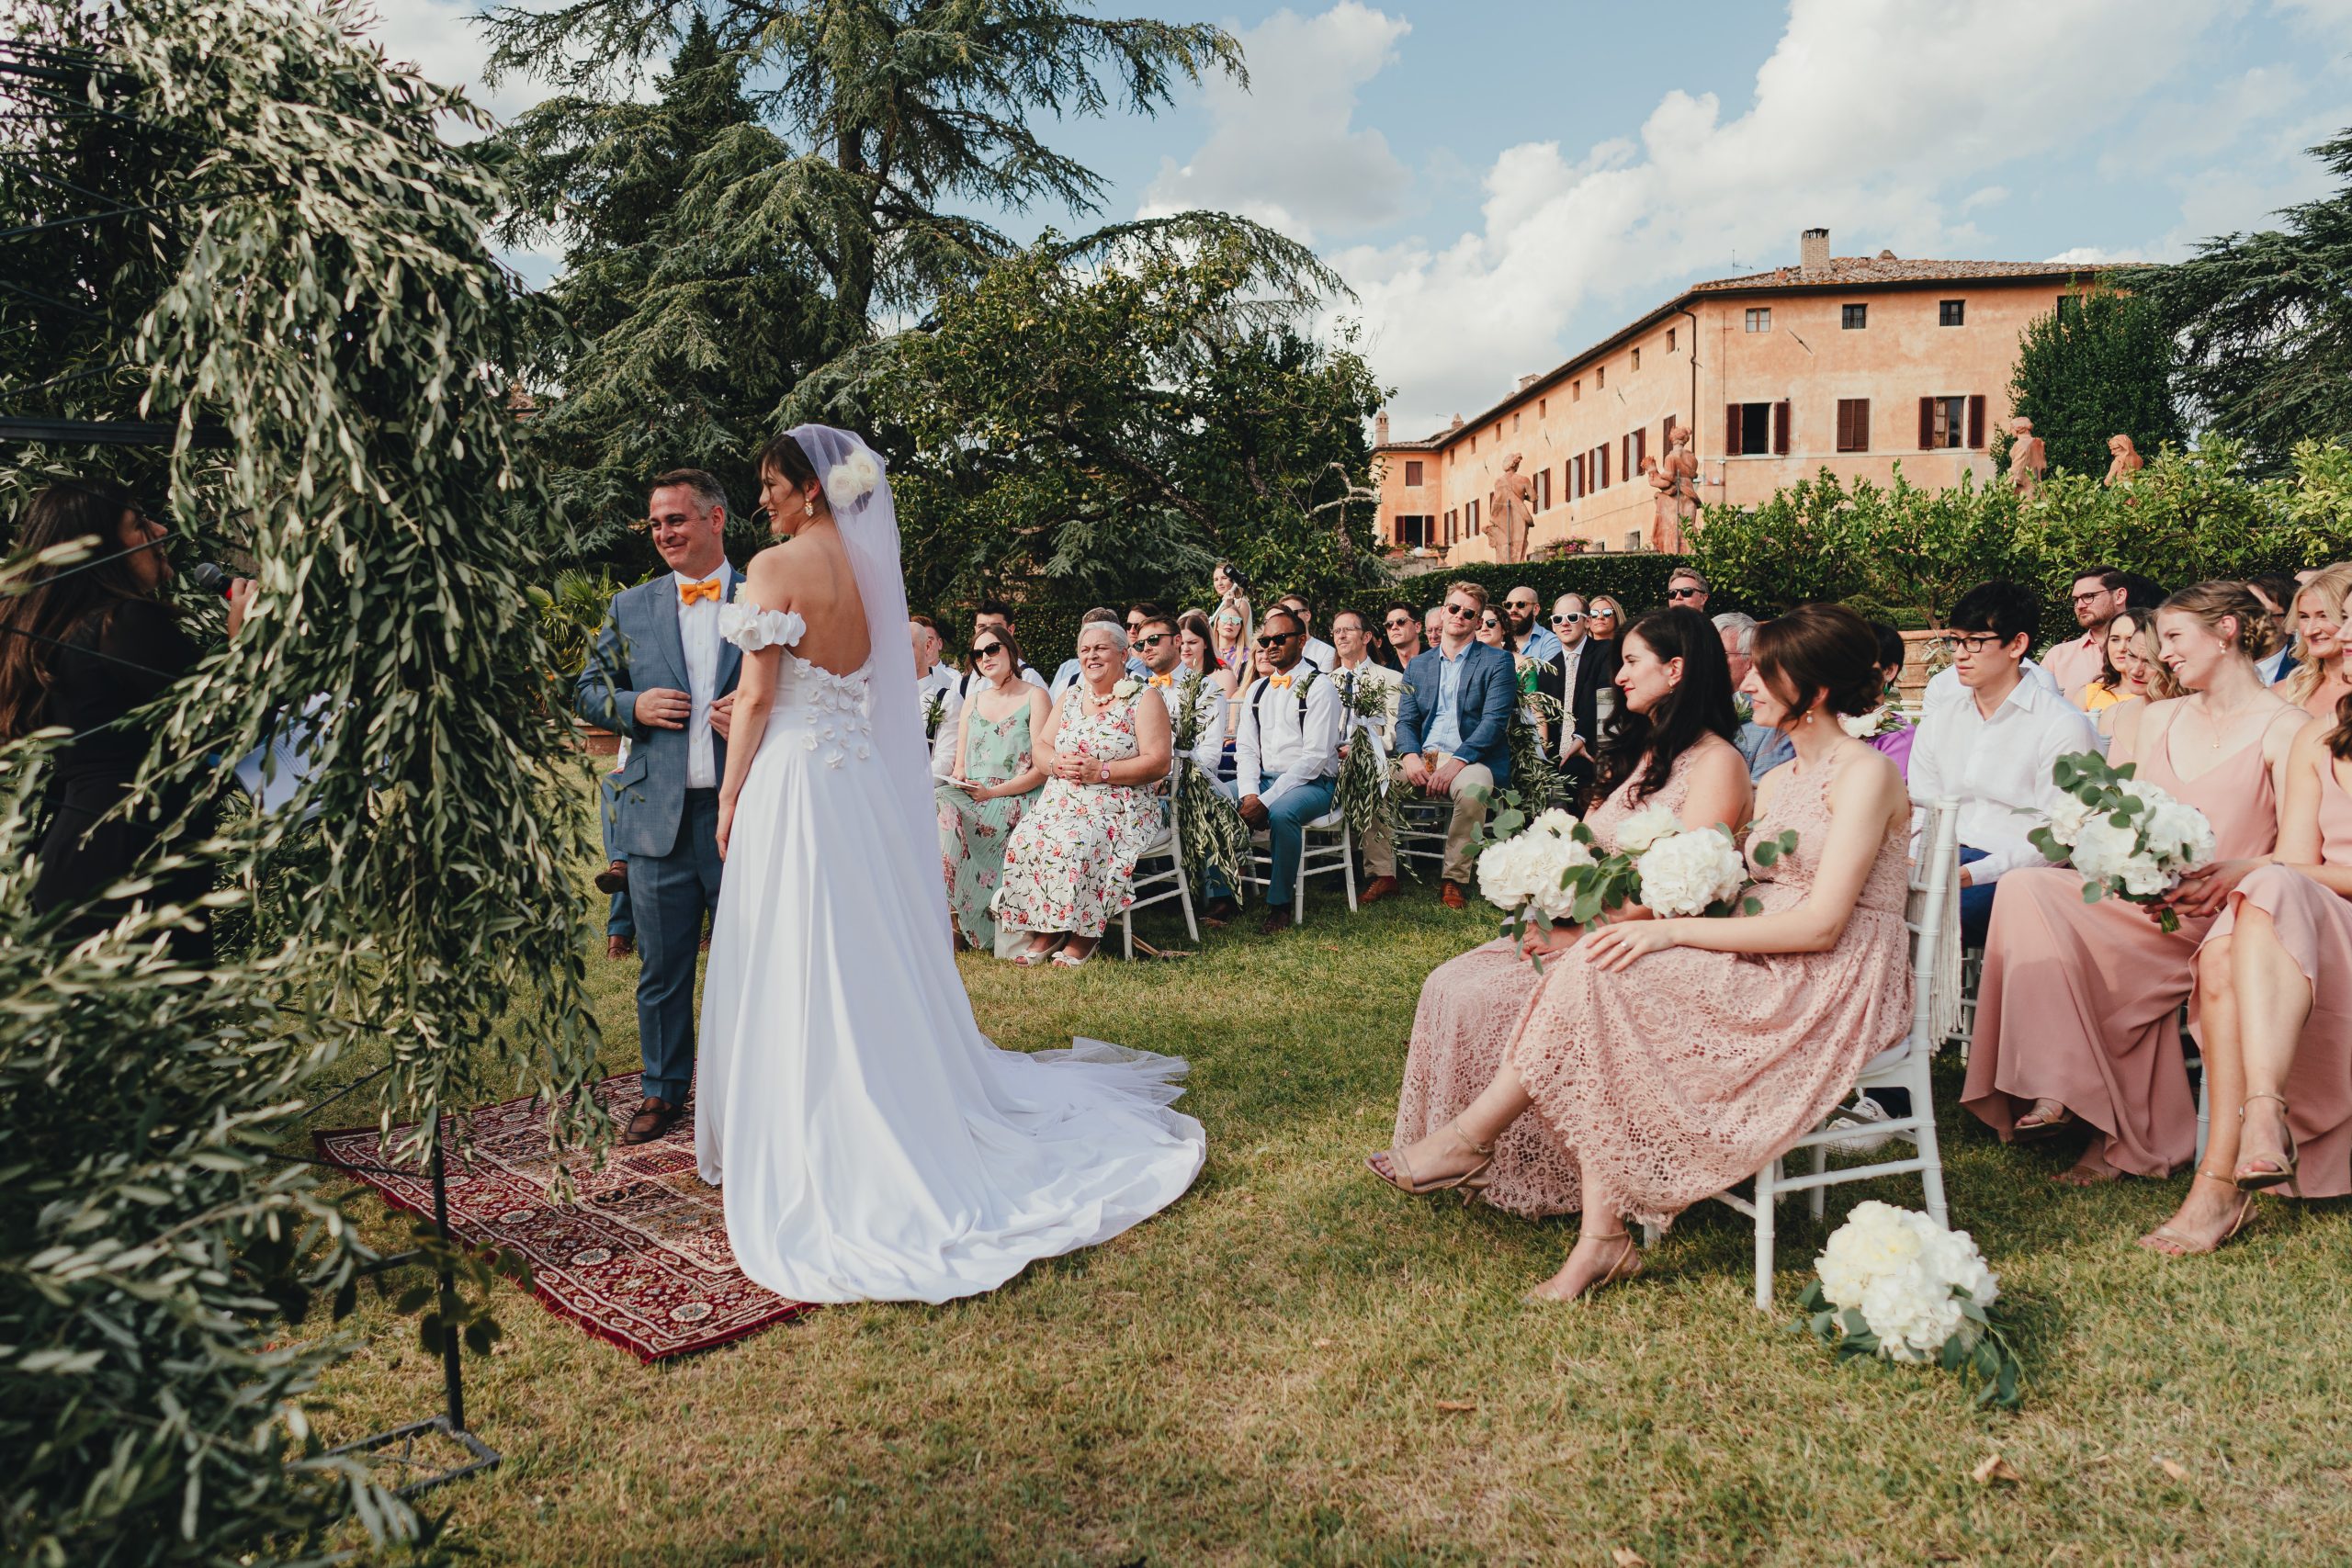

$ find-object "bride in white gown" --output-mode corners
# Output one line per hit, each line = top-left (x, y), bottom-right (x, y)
(695, 424), (1205, 1304)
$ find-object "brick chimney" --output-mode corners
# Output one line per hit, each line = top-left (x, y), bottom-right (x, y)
(1374, 410), (1390, 446)
(1518, 373), (1539, 391)
(1800, 227), (1830, 276)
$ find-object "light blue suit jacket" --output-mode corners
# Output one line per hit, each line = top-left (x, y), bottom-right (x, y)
(574, 570), (742, 859)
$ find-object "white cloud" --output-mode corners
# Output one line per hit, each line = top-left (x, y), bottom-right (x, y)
(1328, 0), (2237, 439)
(1138, 3), (1411, 243)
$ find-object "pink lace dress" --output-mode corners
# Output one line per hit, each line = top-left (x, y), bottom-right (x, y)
(1506, 750), (1914, 1230)
(2202, 755), (2352, 1196)
(1393, 745), (1708, 1217)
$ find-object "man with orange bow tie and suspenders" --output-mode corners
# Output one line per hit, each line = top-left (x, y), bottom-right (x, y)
(1200, 607), (1343, 935)
(576, 469), (742, 1145)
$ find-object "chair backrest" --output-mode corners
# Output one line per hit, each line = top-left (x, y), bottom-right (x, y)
(1902, 797), (1962, 1055)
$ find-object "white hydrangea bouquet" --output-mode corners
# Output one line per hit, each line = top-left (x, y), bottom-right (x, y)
(1794, 1201), (2022, 1409)
(2027, 750), (2218, 934)
(1598, 801), (1798, 919)
(1476, 805), (1598, 926)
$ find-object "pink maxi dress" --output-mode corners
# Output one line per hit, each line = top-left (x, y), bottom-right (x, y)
(2203, 756), (2352, 1196)
(1393, 744), (1715, 1216)
(1962, 714), (2280, 1177)
(1501, 751), (1913, 1230)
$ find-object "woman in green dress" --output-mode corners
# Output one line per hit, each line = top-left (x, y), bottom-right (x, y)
(938, 626), (1050, 955)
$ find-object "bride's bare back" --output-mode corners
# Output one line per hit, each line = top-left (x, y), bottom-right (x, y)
(744, 521), (870, 676)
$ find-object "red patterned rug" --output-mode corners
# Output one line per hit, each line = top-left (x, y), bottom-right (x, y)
(315, 1072), (813, 1361)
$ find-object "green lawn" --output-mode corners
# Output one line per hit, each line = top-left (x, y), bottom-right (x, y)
(302, 870), (2352, 1565)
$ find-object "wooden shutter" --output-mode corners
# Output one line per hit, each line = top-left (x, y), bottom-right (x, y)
(1634, 428), (1647, 470)
(1968, 394), (1987, 449)
(1917, 397), (1935, 450)
(1725, 403), (1741, 456)
(1600, 446), (1610, 489)
(1663, 412), (1678, 450)
(1621, 434), (1630, 479)
(1772, 400), (1791, 455)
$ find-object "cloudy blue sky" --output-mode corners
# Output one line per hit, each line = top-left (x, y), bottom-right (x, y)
(371, 0), (2352, 437)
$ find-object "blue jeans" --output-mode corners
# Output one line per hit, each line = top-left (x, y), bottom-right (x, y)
(1958, 846), (1994, 948)
(1207, 777), (1338, 909)
(630, 789), (723, 1102)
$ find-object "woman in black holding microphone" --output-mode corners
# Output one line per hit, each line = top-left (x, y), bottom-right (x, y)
(0, 479), (250, 957)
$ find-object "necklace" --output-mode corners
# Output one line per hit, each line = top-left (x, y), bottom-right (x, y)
(2188, 694), (2267, 750)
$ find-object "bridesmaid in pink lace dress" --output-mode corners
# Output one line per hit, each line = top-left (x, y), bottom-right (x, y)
(2144, 700), (2352, 1252)
(1373, 606), (1916, 1303)
(1963, 583), (2304, 1185)
(1389, 608), (1751, 1216)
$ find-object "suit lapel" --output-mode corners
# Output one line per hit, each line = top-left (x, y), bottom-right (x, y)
(646, 575), (688, 693)
(715, 564), (742, 693)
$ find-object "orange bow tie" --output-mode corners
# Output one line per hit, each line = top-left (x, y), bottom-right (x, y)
(679, 577), (723, 606)
(1148, 674), (1173, 687)
(1267, 674), (1293, 690)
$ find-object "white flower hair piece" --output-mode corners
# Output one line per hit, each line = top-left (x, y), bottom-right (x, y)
(822, 447), (883, 513)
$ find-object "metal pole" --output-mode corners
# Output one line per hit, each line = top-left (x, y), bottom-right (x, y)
(430, 1137), (466, 1433)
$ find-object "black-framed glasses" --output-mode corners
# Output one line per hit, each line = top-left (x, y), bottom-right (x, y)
(1444, 604), (1476, 618)
(1136, 631), (1171, 649)
(1385, 615), (1414, 628)
(1552, 612), (1584, 625)
(1667, 587), (1702, 601)
(1942, 632), (2011, 655)
(1255, 631), (1299, 648)
(971, 642), (1004, 660)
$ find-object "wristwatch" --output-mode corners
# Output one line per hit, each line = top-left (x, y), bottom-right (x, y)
(1098, 760), (1112, 784)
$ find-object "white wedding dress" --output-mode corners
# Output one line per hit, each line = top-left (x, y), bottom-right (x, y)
(694, 426), (1204, 1304)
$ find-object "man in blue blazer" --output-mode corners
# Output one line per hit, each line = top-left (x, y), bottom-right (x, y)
(576, 470), (742, 1145)
(1392, 581), (1518, 907)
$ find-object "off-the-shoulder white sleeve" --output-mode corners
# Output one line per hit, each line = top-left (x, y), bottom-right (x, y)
(718, 600), (807, 652)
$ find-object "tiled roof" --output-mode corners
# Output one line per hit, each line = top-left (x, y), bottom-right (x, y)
(1691, 255), (2143, 291)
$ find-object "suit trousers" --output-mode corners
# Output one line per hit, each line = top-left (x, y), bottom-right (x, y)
(631, 788), (723, 1102)
(1430, 758), (1495, 885)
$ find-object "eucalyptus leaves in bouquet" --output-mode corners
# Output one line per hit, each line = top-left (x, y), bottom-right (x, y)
(1792, 1201), (2025, 1411)
(1505, 690), (1566, 807)
(2027, 750), (2216, 933)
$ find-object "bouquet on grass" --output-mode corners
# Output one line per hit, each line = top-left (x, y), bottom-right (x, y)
(2026, 750), (2217, 934)
(1792, 1201), (2023, 1409)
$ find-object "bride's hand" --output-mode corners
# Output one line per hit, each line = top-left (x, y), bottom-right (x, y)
(716, 795), (736, 861)
(1581, 919), (1681, 972)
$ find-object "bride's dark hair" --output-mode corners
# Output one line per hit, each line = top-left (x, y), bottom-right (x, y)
(1595, 607), (1739, 805)
(752, 430), (820, 491)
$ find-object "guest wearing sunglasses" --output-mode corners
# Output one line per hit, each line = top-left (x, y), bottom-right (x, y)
(1383, 601), (1426, 667)
(1584, 596), (1626, 685)
(937, 627), (1050, 956)
(1395, 582), (1520, 908)
(1200, 610), (1345, 933)
(1136, 611), (1225, 779)
(1664, 569), (1711, 615)
(1536, 592), (1610, 807)
(1502, 584), (1563, 666)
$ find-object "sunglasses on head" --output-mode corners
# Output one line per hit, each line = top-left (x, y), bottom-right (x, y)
(971, 642), (1004, 660)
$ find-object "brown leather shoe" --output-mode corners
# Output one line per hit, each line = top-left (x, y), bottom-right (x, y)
(1440, 881), (1467, 910)
(1359, 875), (1398, 905)
(1202, 897), (1241, 927)
(1259, 907), (1294, 935)
(594, 859), (628, 895)
(605, 933), (635, 960)
(622, 1097), (683, 1146)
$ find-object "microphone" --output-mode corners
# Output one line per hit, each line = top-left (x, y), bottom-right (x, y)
(187, 561), (233, 598)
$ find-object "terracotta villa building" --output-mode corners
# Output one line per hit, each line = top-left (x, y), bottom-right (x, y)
(1372, 229), (2117, 561)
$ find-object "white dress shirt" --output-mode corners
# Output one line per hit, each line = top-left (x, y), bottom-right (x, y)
(1554, 638), (1588, 759)
(1301, 635), (1336, 671)
(1333, 658), (1405, 750)
(673, 562), (735, 789)
(1908, 672), (2104, 885)
(1236, 665), (1343, 808)
(1922, 655), (2061, 716)
(2256, 646), (2294, 685)
(1148, 671), (1226, 779)
(920, 661), (961, 780)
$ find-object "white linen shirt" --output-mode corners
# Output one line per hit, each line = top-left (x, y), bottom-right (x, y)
(672, 562), (736, 789)
(920, 661), (961, 780)
(1333, 659), (1405, 750)
(1236, 665), (1343, 809)
(1922, 655), (2062, 716)
(1300, 635), (1336, 671)
(1908, 673), (2103, 884)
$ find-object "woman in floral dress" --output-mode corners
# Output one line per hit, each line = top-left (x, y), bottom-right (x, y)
(993, 623), (1173, 966)
(938, 627), (1048, 955)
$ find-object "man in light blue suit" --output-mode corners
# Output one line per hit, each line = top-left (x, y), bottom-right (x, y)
(1393, 581), (1519, 907)
(576, 469), (741, 1145)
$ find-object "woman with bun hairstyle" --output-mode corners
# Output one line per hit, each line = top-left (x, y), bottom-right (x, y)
(1368, 604), (1915, 1303)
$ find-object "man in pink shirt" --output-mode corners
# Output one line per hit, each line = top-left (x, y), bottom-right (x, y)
(2040, 565), (2129, 704)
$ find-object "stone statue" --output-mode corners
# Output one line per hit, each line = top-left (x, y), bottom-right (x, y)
(2103, 433), (2143, 487)
(1658, 425), (1700, 551)
(1488, 453), (1535, 565)
(1642, 457), (1678, 553)
(2007, 416), (2046, 498)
